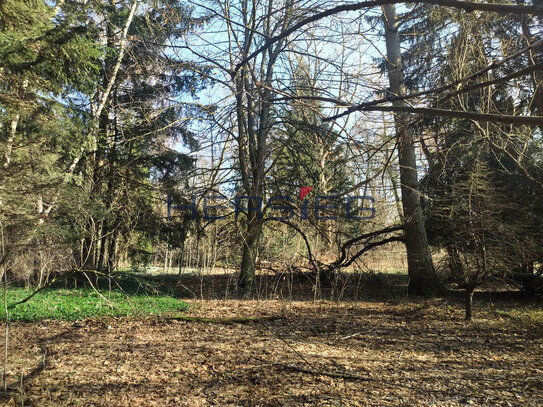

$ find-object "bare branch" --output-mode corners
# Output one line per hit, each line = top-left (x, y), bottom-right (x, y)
(235, 1), (543, 72)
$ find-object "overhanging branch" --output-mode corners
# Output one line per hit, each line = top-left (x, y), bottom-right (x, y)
(331, 225), (405, 270)
(336, 105), (543, 126)
(234, 0), (543, 73)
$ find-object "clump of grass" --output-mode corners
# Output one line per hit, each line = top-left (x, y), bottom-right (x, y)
(1, 287), (188, 322)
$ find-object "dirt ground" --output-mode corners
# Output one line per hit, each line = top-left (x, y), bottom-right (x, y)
(1, 274), (543, 406)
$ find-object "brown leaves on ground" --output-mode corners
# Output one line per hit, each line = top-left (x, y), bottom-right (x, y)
(1, 299), (542, 406)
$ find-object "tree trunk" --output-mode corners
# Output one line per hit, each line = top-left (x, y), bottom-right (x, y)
(34, 196), (44, 283)
(81, 235), (95, 269)
(465, 287), (475, 321)
(178, 225), (189, 275)
(382, 4), (438, 296)
(3, 113), (20, 169)
(97, 232), (108, 272)
(95, 223), (103, 269)
(178, 245), (184, 276)
(3, 79), (27, 169)
(164, 242), (169, 273)
(106, 230), (118, 273)
(238, 202), (262, 293)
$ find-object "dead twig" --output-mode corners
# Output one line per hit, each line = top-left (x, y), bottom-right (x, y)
(339, 332), (361, 340)
(253, 356), (372, 381)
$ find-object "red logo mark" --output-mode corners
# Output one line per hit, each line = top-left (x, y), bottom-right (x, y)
(300, 187), (313, 200)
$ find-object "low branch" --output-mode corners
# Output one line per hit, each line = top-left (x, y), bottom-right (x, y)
(7, 285), (48, 310)
(335, 236), (406, 270)
(333, 225), (404, 268)
(6, 271), (75, 309)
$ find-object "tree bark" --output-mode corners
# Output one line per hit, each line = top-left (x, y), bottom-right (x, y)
(382, 4), (438, 296)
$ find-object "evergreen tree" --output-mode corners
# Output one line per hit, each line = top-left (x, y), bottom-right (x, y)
(0, 0), (100, 278)
(77, 0), (206, 272)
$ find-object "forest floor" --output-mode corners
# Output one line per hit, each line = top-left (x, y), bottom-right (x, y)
(1, 271), (542, 406)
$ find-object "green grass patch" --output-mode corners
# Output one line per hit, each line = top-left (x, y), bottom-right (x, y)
(1, 287), (189, 322)
(494, 306), (543, 327)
